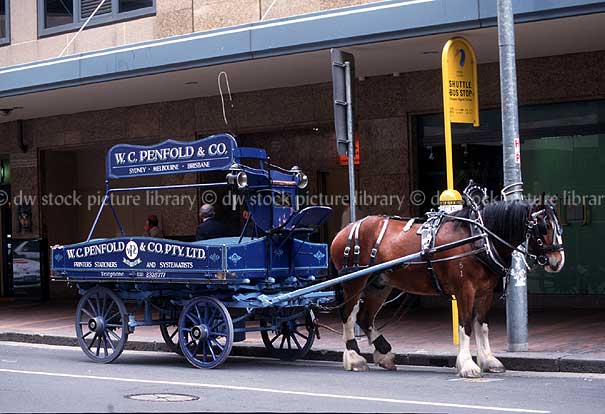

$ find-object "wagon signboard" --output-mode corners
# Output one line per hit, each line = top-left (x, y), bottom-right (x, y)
(52, 237), (224, 280)
(107, 133), (237, 179)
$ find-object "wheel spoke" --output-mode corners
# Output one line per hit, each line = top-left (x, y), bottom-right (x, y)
(87, 299), (98, 316)
(80, 308), (94, 319)
(105, 333), (116, 351)
(211, 332), (227, 337)
(269, 333), (281, 344)
(101, 295), (108, 319)
(207, 340), (217, 361)
(101, 334), (108, 357)
(103, 301), (115, 320)
(169, 328), (178, 340)
(82, 330), (93, 340)
(106, 323), (122, 328)
(107, 329), (121, 342)
(210, 337), (225, 351)
(96, 336), (101, 356)
(294, 331), (308, 341)
(291, 333), (303, 350)
(186, 313), (198, 325)
(287, 335), (292, 350)
(194, 305), (202, 324)
(106, 312), (120, 323)
(88, 334), (98, 350)
(279, 335), (286, 350)
(95, 295), (103, 321)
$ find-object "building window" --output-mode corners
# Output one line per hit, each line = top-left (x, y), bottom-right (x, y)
(38, 0), (155, 37)
(0, 0), (9, 46)
(45, 0), (74, 29)
(119, 0), (153, 13)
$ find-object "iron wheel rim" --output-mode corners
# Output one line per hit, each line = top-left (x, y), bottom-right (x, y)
(75, 286), (128, 364)
(260, 310), (315, 360)
(178, 297), (233, 369)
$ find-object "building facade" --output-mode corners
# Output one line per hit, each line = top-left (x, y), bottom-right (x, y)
(0, 0), (604, 301)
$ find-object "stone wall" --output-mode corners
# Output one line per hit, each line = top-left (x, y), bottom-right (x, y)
(0, 0), (382, 67)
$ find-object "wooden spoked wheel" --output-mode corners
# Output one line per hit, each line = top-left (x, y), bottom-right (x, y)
(158, 301), (182, 355)
(75, 286), (129, 363)
(260, 310), (315, 361)
(178, 296), (233, 369)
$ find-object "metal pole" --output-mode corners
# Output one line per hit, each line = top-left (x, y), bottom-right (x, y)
(497, 0), (527, 352)
(345, 62), (356, 223)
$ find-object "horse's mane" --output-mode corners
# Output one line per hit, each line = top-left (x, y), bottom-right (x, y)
(448, 200), (531, 245)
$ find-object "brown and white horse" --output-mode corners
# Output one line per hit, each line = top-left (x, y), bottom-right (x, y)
(330, 200), (564, 377)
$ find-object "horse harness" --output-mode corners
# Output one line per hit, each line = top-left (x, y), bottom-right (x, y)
(338, 189), (565, 298)
(340, 213), (457, 296)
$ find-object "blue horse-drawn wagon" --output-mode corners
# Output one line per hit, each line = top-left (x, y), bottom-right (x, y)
(51, 133), (335, 368)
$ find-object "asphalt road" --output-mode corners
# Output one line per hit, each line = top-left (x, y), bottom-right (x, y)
(1, 342), (604, 413)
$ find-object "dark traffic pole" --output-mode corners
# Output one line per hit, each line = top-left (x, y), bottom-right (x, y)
(497, 0), (528, 352)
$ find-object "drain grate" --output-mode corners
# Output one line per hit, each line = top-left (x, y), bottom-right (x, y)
(126, 393), (199, 402)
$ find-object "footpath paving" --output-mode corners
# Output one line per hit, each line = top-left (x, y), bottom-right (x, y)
(1, 297), (604, 373)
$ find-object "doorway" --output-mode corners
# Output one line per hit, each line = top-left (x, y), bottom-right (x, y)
(416, 99), (605, 296)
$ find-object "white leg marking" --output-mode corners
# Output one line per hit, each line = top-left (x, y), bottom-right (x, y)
(342, 301), (367, 372)
(456, 326), (481, 378)
(474, 319), (505, 373)
(373, 350), (397, 371)
(343, 301), (360, 343)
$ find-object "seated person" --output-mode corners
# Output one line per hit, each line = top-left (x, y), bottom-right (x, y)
(144, 214), (164, 238)
(195, 204), (228, 241)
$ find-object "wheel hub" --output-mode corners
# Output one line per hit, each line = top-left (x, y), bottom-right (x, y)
(191, 325), (209, 341)
(88, 317), (105, 333)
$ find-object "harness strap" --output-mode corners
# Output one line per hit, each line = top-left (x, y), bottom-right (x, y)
(342, 217), (369, 268)
(369, 217), (390, 267)
(418, 213), (447, 296)
(342, 221), (358, 267)
(353, 217), (367, 267)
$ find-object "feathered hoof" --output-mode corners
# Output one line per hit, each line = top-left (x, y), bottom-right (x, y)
(480, 357), (506, 373)
(457, 358), (482, 378)
(343, 350), (369, 372)
(374, 351), (397, 371)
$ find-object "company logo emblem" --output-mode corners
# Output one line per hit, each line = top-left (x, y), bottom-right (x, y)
(125, 241), (139, 260)
(455, 48), (466, 68)
(123, 241), (142, 267)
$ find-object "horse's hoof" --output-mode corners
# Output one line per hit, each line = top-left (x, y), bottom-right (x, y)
(457, 359), (482, 378)
(374, 351), (397, 371)
(481, 358), (506, 373)
(343, 350), (368, 372)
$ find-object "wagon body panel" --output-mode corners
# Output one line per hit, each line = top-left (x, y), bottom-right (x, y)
(51, 235), (330, 284)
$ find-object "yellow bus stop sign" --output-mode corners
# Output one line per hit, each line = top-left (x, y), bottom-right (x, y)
(442, 37), (479, 127)
(441, 37), (479, 345)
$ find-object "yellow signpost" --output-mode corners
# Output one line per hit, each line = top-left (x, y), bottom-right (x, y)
(441, 37), (479, 345)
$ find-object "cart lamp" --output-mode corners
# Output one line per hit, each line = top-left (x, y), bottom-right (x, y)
(236, 171), (248, 189)
(227, 164), (248, 189)
(290, 166), (308, 190)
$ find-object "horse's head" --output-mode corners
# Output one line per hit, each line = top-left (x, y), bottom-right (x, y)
(526, 202), (565, 273)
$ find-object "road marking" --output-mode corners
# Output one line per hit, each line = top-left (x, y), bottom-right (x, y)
(0, 368), (549, 413)
(448, 378), (504, 383)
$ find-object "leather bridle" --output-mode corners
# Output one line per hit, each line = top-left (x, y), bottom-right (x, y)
(525, 204), (565, 267)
